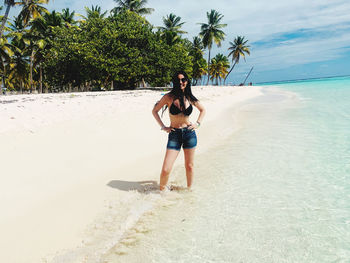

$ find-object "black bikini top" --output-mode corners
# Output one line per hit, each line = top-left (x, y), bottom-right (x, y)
(169, 101), (193, 116)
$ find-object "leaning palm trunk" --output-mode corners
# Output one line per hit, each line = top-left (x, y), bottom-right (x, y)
(1, 57), (6, 95)
(30, 50), (34, 93)
(0, 4), (11, 39)
(1, 76), (5, 95)
(39, 65), (43, 93)
(224, 61), (237, 85)
(206, 48), (211, 85)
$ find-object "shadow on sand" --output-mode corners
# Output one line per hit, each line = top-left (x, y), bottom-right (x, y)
(107, 180), (159, 193)
(107, 180), (189, 194)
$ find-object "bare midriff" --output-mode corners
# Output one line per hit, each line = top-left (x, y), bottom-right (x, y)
(169, 113), (191, 128)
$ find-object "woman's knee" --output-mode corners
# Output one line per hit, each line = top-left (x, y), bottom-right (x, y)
(161, 166), (172, 175)
(185, 162), (194, 172)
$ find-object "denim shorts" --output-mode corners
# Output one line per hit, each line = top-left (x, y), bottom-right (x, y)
(167, 127), (197, 151)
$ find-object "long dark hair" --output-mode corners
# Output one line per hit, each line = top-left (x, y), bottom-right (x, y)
(161, 71), (199, 117)
(169, 70), (198, 109)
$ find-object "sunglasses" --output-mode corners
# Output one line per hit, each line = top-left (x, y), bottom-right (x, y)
(179, 78), (187, 83)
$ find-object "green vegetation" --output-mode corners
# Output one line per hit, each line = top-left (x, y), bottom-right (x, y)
(0, 1), (251, 93)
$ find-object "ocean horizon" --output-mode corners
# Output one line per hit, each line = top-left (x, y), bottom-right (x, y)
(256, 74), (350, 85)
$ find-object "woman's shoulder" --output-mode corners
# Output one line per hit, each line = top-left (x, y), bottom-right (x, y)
(156, 93), (172, 107)
(162, 92), (175, 101)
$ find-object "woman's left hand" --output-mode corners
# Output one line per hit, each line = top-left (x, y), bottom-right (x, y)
(188, 123), (199, 130)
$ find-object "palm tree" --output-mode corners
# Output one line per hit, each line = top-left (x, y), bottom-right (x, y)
(209, 53), (229, 85)
(61, 8), (76, 26)
(157, 14), (186, 46)
(7, 41), (30, 93)
(192, 36), (204, 51)
(112, 0), (154, 16)
(224, 36), (250, 85)
(28, 11), (62, 93)
(0, 0), (16, 38)
(5, 15), (30, 93)
(198, 9), (226, 85)
(0, 36), (14, 94)
(42, 10), (63, 29)
(159, 13), (186, 34)
(18, 0), (50, 26)
(84, 5), (107, 20)
(190, 36), (207, 85)
(7, 15), (28, 48)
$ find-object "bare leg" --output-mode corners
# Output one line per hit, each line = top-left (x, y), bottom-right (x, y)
(160, 149), (180, 190)
(184, 148), (196, 189)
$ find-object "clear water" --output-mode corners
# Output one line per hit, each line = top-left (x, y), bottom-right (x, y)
(102, 77), (350, 262)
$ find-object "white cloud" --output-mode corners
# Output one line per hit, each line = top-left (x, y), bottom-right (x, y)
(144, 0), (350, 73)
(252, 33), (350, 69)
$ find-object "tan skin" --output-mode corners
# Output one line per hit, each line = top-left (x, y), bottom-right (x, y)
(152, 74), (206, 191)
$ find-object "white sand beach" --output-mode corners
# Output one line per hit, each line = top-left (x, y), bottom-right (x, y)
(0, 86), (262, 262)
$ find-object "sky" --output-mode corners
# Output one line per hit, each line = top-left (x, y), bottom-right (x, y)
(4, 0), (350, 83)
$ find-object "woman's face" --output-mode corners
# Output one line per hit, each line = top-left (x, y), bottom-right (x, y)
(178, 74), (187, 91)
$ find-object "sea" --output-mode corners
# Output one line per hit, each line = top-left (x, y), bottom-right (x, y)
(98, 76), (350, 262)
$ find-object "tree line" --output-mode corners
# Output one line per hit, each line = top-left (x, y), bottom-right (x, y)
(0, 0), (251, 93)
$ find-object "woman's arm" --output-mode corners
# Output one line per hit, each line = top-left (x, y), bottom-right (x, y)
(152, 94), (173, 132)
(189, 100), (206, 130)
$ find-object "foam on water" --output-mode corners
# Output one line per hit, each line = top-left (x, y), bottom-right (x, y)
(101, 77), (350, 262)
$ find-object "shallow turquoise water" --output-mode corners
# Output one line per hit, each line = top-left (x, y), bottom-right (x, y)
(103, 77), (350, 262)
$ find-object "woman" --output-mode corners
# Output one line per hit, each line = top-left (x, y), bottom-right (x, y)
(152, 71), (206, 191)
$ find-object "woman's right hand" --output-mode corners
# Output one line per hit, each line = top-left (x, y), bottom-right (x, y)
(162, 127), (175, 133)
